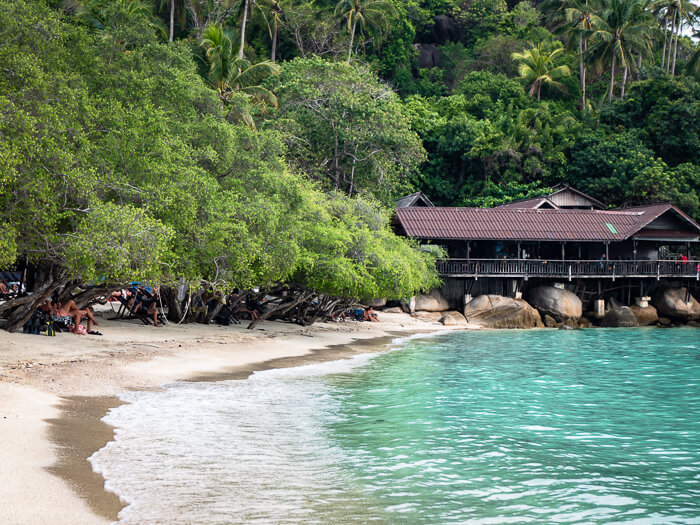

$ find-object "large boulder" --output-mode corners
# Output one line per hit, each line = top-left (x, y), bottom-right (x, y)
(464, 295), (543, 329)
(364, 298), (386, 308)
(628, 304), (659, 326)
(439, 311), (469, 326)
(600, 306), (639, 327)
(526, 285), (582, 322)
(430, 15), (460, 44)
(543, 314), (558, 328)
(415, 44), (440, 68)
(412, 311), (444, 323)
(400, 296), (416, 314)
(651, 287), (700, 322)
(415, 289), (450, 312)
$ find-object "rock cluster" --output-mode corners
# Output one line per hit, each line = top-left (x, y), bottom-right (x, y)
(386, 285), (699, 330)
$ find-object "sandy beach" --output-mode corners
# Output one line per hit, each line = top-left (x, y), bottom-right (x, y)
(0, 308), (473, 524)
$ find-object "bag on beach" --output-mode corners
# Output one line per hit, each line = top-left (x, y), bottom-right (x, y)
(42, 313), (56, 336)
(23, 311), (42, 335)
(71, 323), (87, 335)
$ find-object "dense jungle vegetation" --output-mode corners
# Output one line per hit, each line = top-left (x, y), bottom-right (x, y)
(0, 0), (698, 327)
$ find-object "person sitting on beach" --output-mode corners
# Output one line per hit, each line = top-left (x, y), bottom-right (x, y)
(361, 307), (379, 322)
(52, 298), (100, 334)
(127, 287), (160, 326)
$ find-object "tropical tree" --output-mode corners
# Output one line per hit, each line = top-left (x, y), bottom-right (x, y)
(200, 23), (237, 92)
(158, 0), (186, 42)
(77, 0), (167, 37)
(548, 0), (603, 108)
(200, 24), (280, 112)
(256, 0), (286, 61)
(586, 0), (654, 102)
(687, 28), (700, 79)
(666, 0), (698, 75)
(511, 43), (572, 101)
(334, 0), (398, 63)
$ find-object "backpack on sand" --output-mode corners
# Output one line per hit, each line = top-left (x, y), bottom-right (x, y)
(42, 313), (56, 336)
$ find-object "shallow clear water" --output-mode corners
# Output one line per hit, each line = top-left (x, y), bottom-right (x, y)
(91, 328), (700, 524)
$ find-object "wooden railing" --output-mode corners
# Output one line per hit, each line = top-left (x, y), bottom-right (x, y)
(436, 259), (700, 280)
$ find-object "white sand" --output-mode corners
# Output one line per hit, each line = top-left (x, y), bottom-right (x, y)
(0, 309), (475, 524)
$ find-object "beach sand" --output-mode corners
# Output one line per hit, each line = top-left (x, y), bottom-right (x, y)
(0, 308), (475, 524)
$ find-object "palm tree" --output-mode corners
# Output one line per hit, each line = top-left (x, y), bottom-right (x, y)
(687, 28), (700, 79)
(159, 0), (186, 42)
(256, 0), (286, 61)
(236, 0), (253, 59)
(511, 44), (572, 101)
(667, 0), (698, 75)
(334, 0), (398, 63)
(549, 0), (604, 109)
(652, 0), (674, 69)
(200, 23), (237, 92)
(200, 23), (280, 106)
(586, 0), (654, 102)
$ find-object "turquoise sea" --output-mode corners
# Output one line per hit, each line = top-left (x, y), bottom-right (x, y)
(91, 328), (700, 524)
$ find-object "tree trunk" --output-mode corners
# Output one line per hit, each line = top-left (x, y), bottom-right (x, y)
(203, 296), (225, 324)
(667, 10), (676, 74)
(661, 12), (668, 69)
(608, 53), (616, 104)
(72, 285), (123, 309)
(169, 0), (175, 42)
(247, 291), (310, 329)
(3, 277), (67, 333)
(671, 16), (680, 76)
(239, 0), (249, 59)
(621, 65), (628, 99)
(347, 17), (357, 63)
(579, 33), (586, 109)
(161, 285), (184, 323)
(536, 83), (541, 102)
(271, 20), (278, 61)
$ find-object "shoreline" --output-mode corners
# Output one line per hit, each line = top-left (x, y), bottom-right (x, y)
(0, 310), (466, 524)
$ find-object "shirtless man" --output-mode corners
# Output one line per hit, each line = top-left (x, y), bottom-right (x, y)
(52, 299), (100, 333)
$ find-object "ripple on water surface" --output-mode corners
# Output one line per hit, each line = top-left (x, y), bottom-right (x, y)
(90, 328), (700, 524)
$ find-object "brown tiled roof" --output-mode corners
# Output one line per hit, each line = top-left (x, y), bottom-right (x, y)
(395, 205), (700, 242)
(634, 228), (700, 240)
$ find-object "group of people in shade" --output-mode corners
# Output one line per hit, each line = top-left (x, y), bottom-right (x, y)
(38, 296), (101, 335)
(338, 306), (379, 322)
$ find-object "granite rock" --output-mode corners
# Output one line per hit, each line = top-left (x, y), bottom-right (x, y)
(464, 295), (543, 329)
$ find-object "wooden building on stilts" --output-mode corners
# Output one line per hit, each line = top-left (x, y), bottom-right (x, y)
(394, 187), (700, 310)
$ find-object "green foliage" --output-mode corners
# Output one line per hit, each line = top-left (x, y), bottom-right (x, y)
(600, 75), (700, 166)
(1, 0), (439, 305)
(294, 193), (441, 299)
(512, 42), (572, 101)
(567, 130), (666, 205)
(462, 180), (549, 207)
(264, 57), (425, 204)
(454, 0), (508, 44)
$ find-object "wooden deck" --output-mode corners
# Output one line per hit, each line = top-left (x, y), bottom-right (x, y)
(436, 259), (700, 280)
